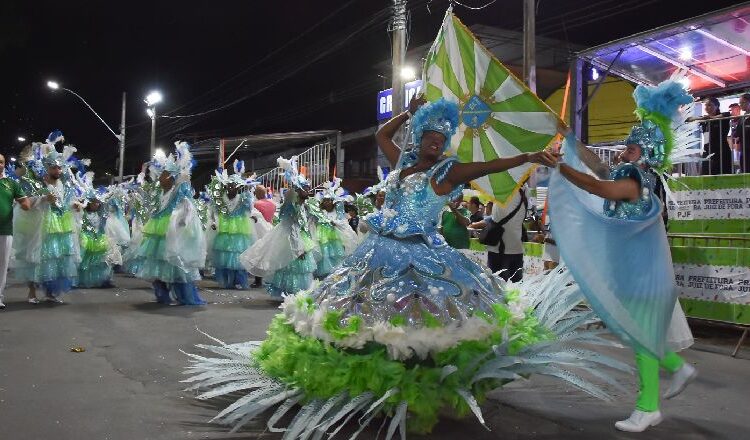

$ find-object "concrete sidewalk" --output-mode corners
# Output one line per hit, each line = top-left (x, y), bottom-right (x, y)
(0, 274), (747, 440)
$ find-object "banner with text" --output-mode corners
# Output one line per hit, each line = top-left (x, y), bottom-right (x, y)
(672, 246), (750, 325)
(667, 174), (750, 234)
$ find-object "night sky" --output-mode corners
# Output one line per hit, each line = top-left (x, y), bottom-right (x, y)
(0, 0), (743, 178)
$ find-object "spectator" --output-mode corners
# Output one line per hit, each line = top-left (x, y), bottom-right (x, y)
(0, 154), (32, 309)
(484, 201), (493, 216)
(486, 187), (528, 282)
(440, 194), (471, 249)
(728, 103), (742, 169)
(734, 93), (750, 173)
(374, 190), (385, 210)
(251, 185), (277, 288)
(253, 185), (276, 223)
(697, 97), (732, 175)
(467, 196), (484, 223)
(345, 204), (359, 232)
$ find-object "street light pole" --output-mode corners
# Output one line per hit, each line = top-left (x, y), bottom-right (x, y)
(46, 80), (126, 180)
(144, 91), (163, 158)
(523, 0), (537, 93)
(390, 0), (407, 118)
(118, 92), (126, 182)
(149, 106), (157, 157)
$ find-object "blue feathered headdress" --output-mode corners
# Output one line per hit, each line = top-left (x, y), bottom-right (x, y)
(625, 78), (694, 171)
(411, 98), (460, 153)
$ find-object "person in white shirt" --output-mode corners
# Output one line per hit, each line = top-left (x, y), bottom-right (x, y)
(485, 187), (527, 282)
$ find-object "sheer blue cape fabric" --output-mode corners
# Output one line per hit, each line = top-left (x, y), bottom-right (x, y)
(548, 134), (676, 358)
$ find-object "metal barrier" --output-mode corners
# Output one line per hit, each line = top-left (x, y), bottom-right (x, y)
(588, 145), (625, 168)
(256, 141), (334, 197)
(584, 109), (750, 177)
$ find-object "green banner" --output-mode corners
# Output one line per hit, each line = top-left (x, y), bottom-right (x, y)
(666, 174), (750, 235)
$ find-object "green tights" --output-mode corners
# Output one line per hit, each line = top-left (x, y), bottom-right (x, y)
(635, 350), (684, 412)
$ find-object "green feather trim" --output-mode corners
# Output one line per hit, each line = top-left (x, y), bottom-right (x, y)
(254, 303), (551, 434)
(634, 108), (675, 173)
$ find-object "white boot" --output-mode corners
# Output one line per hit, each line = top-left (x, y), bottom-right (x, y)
(615, 410), (663, 432)
(664, 363), (697, 399)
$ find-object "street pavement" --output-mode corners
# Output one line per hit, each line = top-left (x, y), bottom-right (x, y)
(0, 274), (748, 440)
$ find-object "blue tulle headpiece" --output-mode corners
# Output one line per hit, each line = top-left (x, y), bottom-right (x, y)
(411, 98), (460, 153)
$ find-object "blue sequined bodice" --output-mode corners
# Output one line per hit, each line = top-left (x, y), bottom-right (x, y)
(603, 163), (655, 220)
(364, 158), (461, 245)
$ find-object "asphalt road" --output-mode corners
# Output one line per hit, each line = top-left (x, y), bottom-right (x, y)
(0, 274), (747, 440)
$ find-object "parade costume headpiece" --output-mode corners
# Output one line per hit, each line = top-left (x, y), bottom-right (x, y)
(317, 177), (350, 203)
(214, 159), (257, 188)
(411, 98), (460, 153)
(277, 156), (310, 190)
(40, 130), (80, 169)
(625, 74), (698, 173)
(364, 166), (389, 196)
(148, 141), (195, 182)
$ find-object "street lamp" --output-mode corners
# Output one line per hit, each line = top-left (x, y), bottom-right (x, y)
(400, 66), (416, 81)
(45, 79), (127, 182)
(145, 90), (163, 157)
(17, 136), (26, 142)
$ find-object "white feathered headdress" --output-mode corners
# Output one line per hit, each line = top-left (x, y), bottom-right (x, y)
(149, 141), (195, 182)
(317, 177), (350, 203)
(278, 156), (310, 190)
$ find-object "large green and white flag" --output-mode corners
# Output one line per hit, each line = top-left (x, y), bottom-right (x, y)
(423, 8), (560, 205)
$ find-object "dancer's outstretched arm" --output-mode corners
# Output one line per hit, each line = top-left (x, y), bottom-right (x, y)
(558, 164), (639, 201)
(444, 151), (558, 189)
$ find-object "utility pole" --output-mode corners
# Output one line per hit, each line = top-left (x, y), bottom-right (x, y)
(390, 0), (408, 154)
(391, 0), (407, 115)
(118, 92), (126, 182)
(523, 0), (537, 93)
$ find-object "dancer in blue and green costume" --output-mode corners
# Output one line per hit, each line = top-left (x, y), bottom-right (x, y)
(186, 97), (617, 437)
(240, 156), (317, 299)
(551, 77), (698, 433)
(76, 185), (115, 288)
(12, 131), (82, 302)
(207, 160), (257, 289)
(102, 181), (131, 267)
(306, 177), (357, 278)
(123, 166), (160, 275)
(129, 142), (207, 305)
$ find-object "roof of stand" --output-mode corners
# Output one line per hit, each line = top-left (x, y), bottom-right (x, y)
(577, 2), (750, 96)
(189, 130), (339, 158)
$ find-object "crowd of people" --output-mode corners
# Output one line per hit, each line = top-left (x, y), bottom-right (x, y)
(0, 133), (401, 309)
(693, 93), (750, 175)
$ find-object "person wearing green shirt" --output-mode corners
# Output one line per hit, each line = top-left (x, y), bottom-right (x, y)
(440, 193), (471, 249)
(0, 154), (32, 309)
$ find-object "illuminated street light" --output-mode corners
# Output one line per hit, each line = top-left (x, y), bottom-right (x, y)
(144, 91), (163, 107)
(46, 80), (60, 90)
(17, 136), (26, 142)
(145, 91), (163, 156)
(400, 66), (416, 80)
